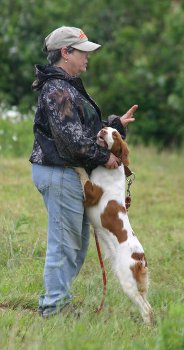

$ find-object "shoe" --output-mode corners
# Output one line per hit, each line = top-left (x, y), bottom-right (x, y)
(40, 300), (71, 318)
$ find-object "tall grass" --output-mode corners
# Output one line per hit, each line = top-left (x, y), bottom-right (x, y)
(0, 143), (184, 349)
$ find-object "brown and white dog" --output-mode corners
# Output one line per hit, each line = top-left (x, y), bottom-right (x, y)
(76, 127), (153, 324)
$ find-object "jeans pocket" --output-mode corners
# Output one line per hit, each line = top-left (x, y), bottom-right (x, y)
(32, 164), (53, 194)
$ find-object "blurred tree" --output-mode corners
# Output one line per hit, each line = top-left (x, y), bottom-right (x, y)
(0, 0), (74, 109)
(0, 0), (184, 147)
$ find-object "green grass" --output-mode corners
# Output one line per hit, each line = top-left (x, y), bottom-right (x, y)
(0, 146), (184, 350)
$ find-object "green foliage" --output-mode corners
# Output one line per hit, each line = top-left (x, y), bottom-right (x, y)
(0, 0), (184, 147)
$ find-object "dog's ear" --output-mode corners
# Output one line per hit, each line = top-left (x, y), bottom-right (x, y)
(120, 139), (129, 166)
(111, 131), (129, 166)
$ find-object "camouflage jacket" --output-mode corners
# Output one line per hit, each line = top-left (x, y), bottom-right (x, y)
(29, 64), (126, 172)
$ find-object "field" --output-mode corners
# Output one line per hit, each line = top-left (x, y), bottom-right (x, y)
(0, 146), (184, 350)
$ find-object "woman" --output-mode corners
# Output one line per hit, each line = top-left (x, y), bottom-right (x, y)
(30, 26), (137, 318)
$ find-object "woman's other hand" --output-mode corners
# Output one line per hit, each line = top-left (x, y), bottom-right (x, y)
(120, 104), (138, 127)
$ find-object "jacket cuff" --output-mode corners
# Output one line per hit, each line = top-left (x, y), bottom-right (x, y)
(107, 115), (127, 139)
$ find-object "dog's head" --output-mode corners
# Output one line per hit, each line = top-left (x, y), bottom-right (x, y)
(97, 127), (129, 166)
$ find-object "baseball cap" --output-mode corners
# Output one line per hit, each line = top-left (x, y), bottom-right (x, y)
(44, 26), (101, 52)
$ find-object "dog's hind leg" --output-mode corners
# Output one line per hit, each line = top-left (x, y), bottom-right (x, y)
(115, 264), (153, 324)
(127, 290), (153, 324)
(129, 258), (153, 323)
(141, 293), (153, 319)
(117, 277), (153, 324)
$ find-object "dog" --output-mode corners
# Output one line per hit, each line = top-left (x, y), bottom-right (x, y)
(76, 127), (153, 324)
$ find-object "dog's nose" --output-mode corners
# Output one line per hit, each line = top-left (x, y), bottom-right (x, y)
(101, 129), (107, 135)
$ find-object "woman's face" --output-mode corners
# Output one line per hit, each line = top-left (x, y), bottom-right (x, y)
(67, 50), (89, 76)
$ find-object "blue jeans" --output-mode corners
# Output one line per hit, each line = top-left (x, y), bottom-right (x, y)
(32, 164), (90, 316)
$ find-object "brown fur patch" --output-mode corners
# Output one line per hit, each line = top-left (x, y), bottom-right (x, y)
(100, 200), (127, 243)
(131, 252), (147, 267)
(84, 181), (103, 207)
(130, 253), (148, 293)
(111, 131), (129, 166)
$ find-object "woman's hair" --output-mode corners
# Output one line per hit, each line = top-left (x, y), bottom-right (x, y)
(46, 49), (62, 64)
(42, 44), (75, 64)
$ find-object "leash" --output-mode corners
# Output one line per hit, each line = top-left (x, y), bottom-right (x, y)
(124, 165), (135, 210)
(94, 165), (135, 313)
(94, 230), (107, 313)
